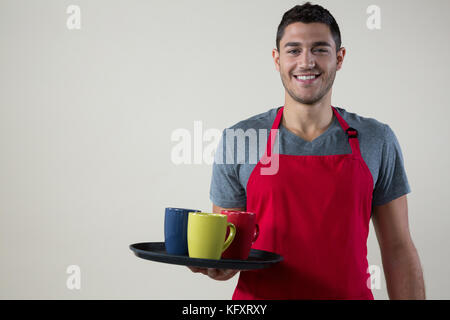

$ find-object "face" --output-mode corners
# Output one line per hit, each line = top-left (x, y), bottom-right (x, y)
(273, 22), (345, 105)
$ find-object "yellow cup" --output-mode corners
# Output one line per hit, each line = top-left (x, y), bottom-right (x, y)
(188, 212), (236, 260)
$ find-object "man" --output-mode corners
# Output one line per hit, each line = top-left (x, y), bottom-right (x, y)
(189, 2), (425, 300)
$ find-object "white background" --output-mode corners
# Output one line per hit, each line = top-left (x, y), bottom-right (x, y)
(1, 0), (449, 299)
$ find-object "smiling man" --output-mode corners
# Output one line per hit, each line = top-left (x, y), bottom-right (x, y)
(189, 2), (425, 300)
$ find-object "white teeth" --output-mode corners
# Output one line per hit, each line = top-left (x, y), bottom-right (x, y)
(295, 75), (319, 80)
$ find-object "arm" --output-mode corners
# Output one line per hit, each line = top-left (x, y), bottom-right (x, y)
(372, 195), (426, 299)
(212, 204), (246, 214)
(187, 204), (245, 281)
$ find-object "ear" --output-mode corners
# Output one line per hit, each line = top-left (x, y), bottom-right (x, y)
(272, 48), (280, 72)
(336, 47), (346, 71)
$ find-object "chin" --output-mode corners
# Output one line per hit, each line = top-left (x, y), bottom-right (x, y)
(294, 94), (323, 105)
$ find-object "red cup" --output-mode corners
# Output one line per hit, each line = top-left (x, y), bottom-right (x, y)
(221, 210), (259, 260)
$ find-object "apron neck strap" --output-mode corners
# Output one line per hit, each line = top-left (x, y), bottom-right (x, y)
(264, 106), (362, 158)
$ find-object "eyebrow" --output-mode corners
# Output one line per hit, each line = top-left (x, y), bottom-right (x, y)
(283, 41), (332, 48)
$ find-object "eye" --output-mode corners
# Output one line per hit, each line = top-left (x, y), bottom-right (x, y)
(313, 48), (328, 53)
(288, 49), (300, 54)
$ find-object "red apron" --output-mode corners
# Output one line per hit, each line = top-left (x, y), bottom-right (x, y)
(232, 106), (374, 300)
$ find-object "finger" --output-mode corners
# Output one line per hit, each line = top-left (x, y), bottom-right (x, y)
(207, 268), (219, 279)
(214, 269), (239, 281)
(188, 266), (208, 275)
(222, 269), (239, 280)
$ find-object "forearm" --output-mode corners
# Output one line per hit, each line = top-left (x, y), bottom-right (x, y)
(381, 242), (425, 299)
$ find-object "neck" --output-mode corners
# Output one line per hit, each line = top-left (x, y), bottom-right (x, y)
(281, 91), (334, 142)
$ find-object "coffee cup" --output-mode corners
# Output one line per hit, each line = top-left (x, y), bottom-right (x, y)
(187, 212), (236, 260)
(221, 210), (259, 260)
(164, 207), (201, 255)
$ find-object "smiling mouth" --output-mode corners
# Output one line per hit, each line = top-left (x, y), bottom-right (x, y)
(293, 73), (321, 85)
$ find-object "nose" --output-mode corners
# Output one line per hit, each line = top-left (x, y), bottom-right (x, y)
(298, 50), (315, 69)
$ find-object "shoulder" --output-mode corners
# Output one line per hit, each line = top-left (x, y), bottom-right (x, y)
(334, 106), (389, 143)
(226, 107), (279, 132)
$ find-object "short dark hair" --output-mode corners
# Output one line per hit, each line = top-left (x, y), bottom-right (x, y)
(276, 2), (342, 52)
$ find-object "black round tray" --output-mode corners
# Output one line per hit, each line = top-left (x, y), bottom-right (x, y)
(129, 242), (283, 270)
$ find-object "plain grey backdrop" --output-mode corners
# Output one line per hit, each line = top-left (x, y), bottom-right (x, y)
(1, 0), (449, 299)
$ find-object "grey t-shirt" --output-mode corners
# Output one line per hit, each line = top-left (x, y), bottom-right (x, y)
(209, 106), (411, 209)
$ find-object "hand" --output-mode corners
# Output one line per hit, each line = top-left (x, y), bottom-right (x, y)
(187, 266), (239, 281)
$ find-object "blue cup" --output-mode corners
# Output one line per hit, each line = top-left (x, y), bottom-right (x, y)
(164, 207), (201, 255)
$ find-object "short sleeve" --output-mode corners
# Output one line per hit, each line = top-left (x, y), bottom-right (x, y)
(209, 130), (247, 208)
(372, 124), (412, 206)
